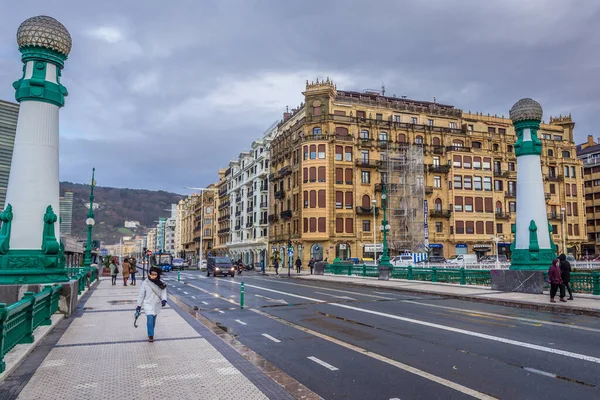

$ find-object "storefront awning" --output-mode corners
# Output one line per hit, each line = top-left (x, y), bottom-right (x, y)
(473, 244), (492, 250)
(429, 244), (443, 248)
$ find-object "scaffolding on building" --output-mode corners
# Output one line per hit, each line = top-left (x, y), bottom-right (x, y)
(380, 144), (426, 255)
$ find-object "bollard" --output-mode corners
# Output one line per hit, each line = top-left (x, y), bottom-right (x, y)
(593, 271), (600, 296)
(432, 267), (438, 283)
(240, 281), (245, 309)
(178, 270), (180, 282)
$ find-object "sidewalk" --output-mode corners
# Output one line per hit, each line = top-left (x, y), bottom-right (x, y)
(11, 277), (294, 400)
(295, 274), (600, 317)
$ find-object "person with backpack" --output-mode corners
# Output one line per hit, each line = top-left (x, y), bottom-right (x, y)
(136, 266), (168, 342)
(548, 258), (566, 303)
(295, 257), (302, 274)
(129, 257), (138, 286)
(110, 258), (119, 285)
(558, 254), (573, 300)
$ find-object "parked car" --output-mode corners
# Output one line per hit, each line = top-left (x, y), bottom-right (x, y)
(172, 258), (185, 270)
(207, 257), (235, 277)
(390, 255), (414, 266)
(199, 259), (207, 271)
(416, 256), (446, 264)
(447, 254), (478, 264)
(480, 255), (508, 263)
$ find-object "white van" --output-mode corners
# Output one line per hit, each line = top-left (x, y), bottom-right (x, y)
(390, 255), (414, 266)
(447, 254), (478, 264)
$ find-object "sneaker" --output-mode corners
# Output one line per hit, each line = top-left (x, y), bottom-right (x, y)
(148, 336), (154, 343)
(560, 298), (567, 302)
(550, 299), (556, 303)
(568, 297), (573, 300)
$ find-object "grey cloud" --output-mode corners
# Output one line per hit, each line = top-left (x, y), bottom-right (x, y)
(1, 0), (599, 194)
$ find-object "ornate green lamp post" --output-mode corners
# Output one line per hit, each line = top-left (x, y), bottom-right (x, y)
(83, 168), (96, 269)
(378, 183), (393, 279)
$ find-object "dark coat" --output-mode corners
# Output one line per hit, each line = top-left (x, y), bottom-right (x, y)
(295, 258), (302, 267)
(558, 254), (571, 283)
(548, 264), (563, 285)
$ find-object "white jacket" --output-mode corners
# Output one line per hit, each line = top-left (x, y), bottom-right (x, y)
(137, 279), (168, 315)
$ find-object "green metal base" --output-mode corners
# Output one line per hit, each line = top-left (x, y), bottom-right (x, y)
(0, 249), (69, 284)
(509, 248), (556, 271)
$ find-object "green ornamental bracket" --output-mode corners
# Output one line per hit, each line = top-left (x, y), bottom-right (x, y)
(547, 222), (557, 253)
(509, 222), (517, 253)
(41, 206), (59, 255)
(513, 120), (542, 156)
(0, 204), (13, 254)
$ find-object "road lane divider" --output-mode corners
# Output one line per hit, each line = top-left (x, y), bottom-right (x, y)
(235, 319), (247, 326)
(261, 333), (281, 343)
(307, 356), (338, 371)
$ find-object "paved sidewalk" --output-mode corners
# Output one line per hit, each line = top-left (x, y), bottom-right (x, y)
(12, 277), (289, 400)
(295, 274), (600, 316)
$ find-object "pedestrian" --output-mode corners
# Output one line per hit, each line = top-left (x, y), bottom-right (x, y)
(558, 253), (573, 300)
(548, 258), (567, 303)
(130, 257), (138, 286)
(122, 257), (131, 286)
(274, 258), (279, 276)
(308, 257), (315, 275)
(295, 257), (302, 273)
(260, 259), (265, 274)
(136, 266), (168, 342)
(110, 258), (119, 285)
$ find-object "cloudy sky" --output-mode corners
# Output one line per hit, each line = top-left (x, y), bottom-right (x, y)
(1, 0), (599, 194)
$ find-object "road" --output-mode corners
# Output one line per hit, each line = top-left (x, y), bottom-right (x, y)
(163, 269), (600, 400)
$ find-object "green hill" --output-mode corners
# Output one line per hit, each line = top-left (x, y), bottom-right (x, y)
(60, 182), (184, 245)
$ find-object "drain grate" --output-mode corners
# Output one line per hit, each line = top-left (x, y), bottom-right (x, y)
(107, 300), (137, 305)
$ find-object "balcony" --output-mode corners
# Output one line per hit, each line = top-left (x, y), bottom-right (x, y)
(545, 193), (552, 201)
(235, 210), (241, 216)
(218, 188), (228, 198)
(248, 190), (254, 197)
(280, 210), (293, 220)
(495, 212), (511, 220)
(429, 210), (452, 218)
(246, 207), (253, 213)
(274, 190), (285, 200)
(505, 191), (517, 198)
(234, 225), (241, 231)
(260, 201), (268, 208)
(268, 173), (276, 181)
(431, 145), (444, 154)
(258, 219), (267, 225)
(355, 206), (380, 215)
(246, 221), (254, 228)
(493, 170), (510, 178)
(427, 164), (450, 174)
(355, 159), (379, 168)
(446, 145), (471, 153)
(425, 186), (434, 194)
(358, 138), (373, 148)
(278, 166), (292, 177)
(548, 212), (562, 221)
(267, 214), (278, 223)
(545, 175), (563, 182)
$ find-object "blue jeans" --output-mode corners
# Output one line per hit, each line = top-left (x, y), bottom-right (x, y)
(130, 273), (136, 284)
(147, 314), (157, 337)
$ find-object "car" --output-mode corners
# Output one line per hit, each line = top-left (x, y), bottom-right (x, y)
(447, 254), (478, 264)
(207, 256), (235, 277)
(424, 256), (446, 264)
(199, 259), (207, 271)
(172, 258), (185, 270)
(390, 255), (414, 266)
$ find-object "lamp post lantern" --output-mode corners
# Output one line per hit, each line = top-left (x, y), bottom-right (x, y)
(83, 168), (96, 269)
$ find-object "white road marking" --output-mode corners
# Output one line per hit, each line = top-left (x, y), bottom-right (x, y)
(307, 356), (338, 371)
(183, 292), (189, 295)
(389, 398), (401, 400)
(176, 288), (181, 291)
(229, 281), (600, 365)
(253, 309), (495, 400)
(191, 296), (197, 299)
(261, 333), (281, 343)
(218, 310), (225, 314)
(402, 300), (600, 333)
(235, 319), (247, 325)
(315, 292), (356, 300)
(202, 301), (209, 305)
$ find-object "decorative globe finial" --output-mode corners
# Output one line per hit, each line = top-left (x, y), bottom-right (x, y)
(17, 16), (72, 57)
(509, 98), (543, 123)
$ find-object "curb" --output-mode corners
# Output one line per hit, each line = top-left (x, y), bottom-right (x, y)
(292, 276), (600, 318)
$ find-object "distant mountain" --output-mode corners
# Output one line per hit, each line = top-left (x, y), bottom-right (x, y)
(60, 182), (184, 245)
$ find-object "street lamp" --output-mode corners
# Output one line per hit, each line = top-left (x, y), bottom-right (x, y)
(185, 187), (218, 268)
(372, 199), (377, 264)
(490, 235), (504, 269)
(378, 184), (393, 269)
(561, 207), (566, 255)
(83, 168), (96, 270)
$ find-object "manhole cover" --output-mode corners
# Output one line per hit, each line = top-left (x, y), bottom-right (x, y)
(108, 300), (137, 305)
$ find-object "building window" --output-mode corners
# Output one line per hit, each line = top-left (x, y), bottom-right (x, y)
(313, 106), (321, 116)
(363, 220), (371, 232)
(318, 167), (326, 182)
(361, 150), (369, 163)
(303, 191), (308, 208)
(433, 176), (441, 188)
(464, 176), (472, 190)
(507, 145), (513, 152)
(453, 155), (462, 168)
(570, 166), (576, 178)
(509, 202), (516, 213)
(476, 221), (484, 234)
(303, 218), (308, 232)
(412, 117), (418, 124)
(336, 218), (343, 233)
(345, 146), (353, 161)
(454, 196), (463, 212)
(432, 156), (440, 167)
(318, 217), (326, 232)
(552, 224), (558, 234)
(498, 128), (506, 134)
(473, 157), (481, 169)
(346, 168), (353, 184)
(488, 127), (496, 133)
(345, 192), (353, 209)
(435, 222), (442, 233)
(466, 221), (475, 234)
(474, 176), (482, 190)
(345, 218), (354, 233)
(483, 177), (492, 191)
(472, 141), (482, 149)
(493, 143), (499, 152)
(467, 124), (473, 132)
(379, 132), (388, 141)
(464, 197), (473, 212)
(562, 150), (571, 158)
(310, 145), (316, 159)
(309, 167), (316, 182)
(456, 221), (464, 234)
(398, 133), (406, 143)
(335, 146), (343, 161)
(415, 136), (423, 144)
(336, 191), (343, 209)
(313, 127), (321, 135)
(360, 130), (369, 139)
(483, 157), (491, 170)
(361, 171), (371, 184)
(494, 180), (503, 191)
(547, 149), (554, 157)
(376, 113), (383, 120)
(454, 175), (462, 189)
(428, 119), (434, 126)
(310, 190), (316, 208)
(463, 156), (472, 169)
(508, 162), (515, 171)
(318, 144), (326, 159)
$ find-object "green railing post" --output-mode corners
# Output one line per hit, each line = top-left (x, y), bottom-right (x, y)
(347, 265), (352, 276)
(362, 264), (367, 277)
(21, 293), (35, 344)
(460, 267), (466, 285)
(593, 271), (600, 296)
(41, 286), (52, 326)
(178, 270), (181, 282)
(408, 266), (413, 280)
(432, 267), (438, 283)
(77, 274), (83, 295)
(0, 303), (7, 373)
(240, 282), (245, 309)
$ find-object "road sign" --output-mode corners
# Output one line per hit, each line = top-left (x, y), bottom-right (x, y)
(288, 249), (294, 257)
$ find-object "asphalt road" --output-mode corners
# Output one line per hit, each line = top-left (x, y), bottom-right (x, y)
(163, 269), (600, 400)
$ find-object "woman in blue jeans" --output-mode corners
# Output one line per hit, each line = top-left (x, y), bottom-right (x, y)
(136, 267), (168, 342)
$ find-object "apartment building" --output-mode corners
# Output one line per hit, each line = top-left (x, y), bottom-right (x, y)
(577, 134), (600, 255)
(213, 168), (230, 256)
(268, 79), (586, 265)
(226, 122), (277, 267)
(0, 100), (19, 210)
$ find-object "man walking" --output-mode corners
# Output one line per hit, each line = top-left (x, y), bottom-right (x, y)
(295, 257), (302, 274)
(558, 254), (573, 300)
(308, 258), (315, 275)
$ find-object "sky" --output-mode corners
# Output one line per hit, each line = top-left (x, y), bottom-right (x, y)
(1, 0), (599, 194)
